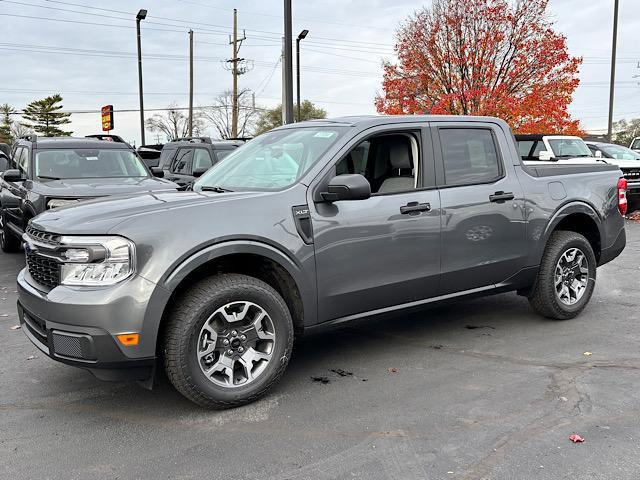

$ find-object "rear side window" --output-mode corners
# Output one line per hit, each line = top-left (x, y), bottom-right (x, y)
(440, 129), (501, 186)
(172, 148), (194, 174)
(159, 148), (176, 169)
(215, 150), (233, 162)
(193, 149), (213, 171)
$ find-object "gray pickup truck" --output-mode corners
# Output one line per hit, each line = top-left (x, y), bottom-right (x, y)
(17, 116), (627, 408)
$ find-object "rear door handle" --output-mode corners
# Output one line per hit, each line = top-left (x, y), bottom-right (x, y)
(489, 191), (514, 203)
(400, 201), (431, 214)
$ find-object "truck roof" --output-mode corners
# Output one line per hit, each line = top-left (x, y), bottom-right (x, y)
(277, 115), (512, 130)
(28, 137), (133, 150)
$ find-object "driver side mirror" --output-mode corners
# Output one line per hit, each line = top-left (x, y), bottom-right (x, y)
(538, 150), (553, 161)
(192, 166), (208, 178)
(2, 169), (24, 183)
(150, 167), (164, 178)
(0, 155), (8, 173)
(321, 174), (371, 202)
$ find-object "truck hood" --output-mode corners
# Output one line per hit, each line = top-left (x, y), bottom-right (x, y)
(32, 176), (178, 198)
(30, 189), (273, 234)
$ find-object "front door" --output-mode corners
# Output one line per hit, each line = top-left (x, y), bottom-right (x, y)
(311, 126), (442, 323)
(165, 147), (194, 188)
(432, 123), (527, 294)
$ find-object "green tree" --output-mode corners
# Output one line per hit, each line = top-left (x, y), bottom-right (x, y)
(0, 103), (14, 144)
(254, 100), (327, 136)
(612, 118), (640, 147)
(22, 94), (72, 137)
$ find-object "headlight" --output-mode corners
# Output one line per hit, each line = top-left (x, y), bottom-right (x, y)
(47, 198), (80, 209)
(58, 236), (135, 286)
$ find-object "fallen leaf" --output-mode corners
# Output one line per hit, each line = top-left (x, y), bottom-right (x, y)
(9, 325), (21, 331)
(560, 396), (568, 402)
(0, 314), (9, 317)
(26, 355), (37, 360)
(569, 434), (585, 443)
(311, 376), (330, 384)
(388, 367), (399, 374)
(329, 368), (353, 377)
(583, 352), (593, 356)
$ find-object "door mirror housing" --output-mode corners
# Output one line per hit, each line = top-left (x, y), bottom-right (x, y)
(321, 174), (371, 202)
(192, 166), (208, 178)
(2, 169), (24, 182)
(150, 167), (164, 178)
(538, 150), (553, 161)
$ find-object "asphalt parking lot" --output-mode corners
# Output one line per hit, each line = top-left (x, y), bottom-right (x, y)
(1, 220), (639, 480)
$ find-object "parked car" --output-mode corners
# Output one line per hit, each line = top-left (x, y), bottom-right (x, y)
(629, 137), (640, 153)
(137, 145), (163, 168)
(17, 116), (626, 408)
(157, 137), (244, 188)
(586, 141), (640, 211)
(0, 135), (178, 252)
(515, 134), (600, 164)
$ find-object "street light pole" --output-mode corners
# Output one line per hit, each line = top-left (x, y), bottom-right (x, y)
(136, 9), (147, 146)
(283, 0), (294, 124)
(296, 29), (308, 122)
(607, 0), (619, 142)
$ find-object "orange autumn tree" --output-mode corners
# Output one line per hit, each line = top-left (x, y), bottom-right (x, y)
(375, 0), (584, 135)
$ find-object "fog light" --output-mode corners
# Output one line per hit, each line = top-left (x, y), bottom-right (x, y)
(116, 333), (139, 346)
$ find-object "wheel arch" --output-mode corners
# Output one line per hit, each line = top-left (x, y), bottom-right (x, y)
(543, 202), (603, 262)
(152, 241), (315, 357)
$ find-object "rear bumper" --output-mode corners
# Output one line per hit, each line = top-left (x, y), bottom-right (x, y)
(598, 226), (626, 266)
(17, 268), (158, 382)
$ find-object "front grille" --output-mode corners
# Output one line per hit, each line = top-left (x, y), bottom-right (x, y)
(51, 331), (96, 361)
(623, 169), (640, 181)
(26, 253), (60, 288)
(25, 225), (60, 245)
(22, 310), (48, 347)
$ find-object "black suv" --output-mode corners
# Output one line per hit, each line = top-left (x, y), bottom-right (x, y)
(0, 135), (178, 252)
(157, 137), (243, 188)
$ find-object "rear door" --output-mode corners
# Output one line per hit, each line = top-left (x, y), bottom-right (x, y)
(432, 122), (527, 294)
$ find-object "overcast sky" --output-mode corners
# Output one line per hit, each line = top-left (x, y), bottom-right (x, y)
(1, 0), (638, 145)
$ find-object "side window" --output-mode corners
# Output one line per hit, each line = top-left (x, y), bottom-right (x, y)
(334, 133), (418, 195)
(15, 147), (29, 175)
(171, 148), (194, 174)
(440, 129), (500, 186)
(193, 149), (213, 171)
(159, 148), (176, 169)
(215, 150), (233, 162)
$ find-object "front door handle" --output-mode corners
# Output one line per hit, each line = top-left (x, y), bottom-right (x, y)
(489, 191), (514, 203)
(400, 201), (431, 214)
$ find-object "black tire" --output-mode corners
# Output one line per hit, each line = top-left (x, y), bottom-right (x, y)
(0, 210), (20, 253)
(163, 273), (294, 408)
(528, 230), (597, 320)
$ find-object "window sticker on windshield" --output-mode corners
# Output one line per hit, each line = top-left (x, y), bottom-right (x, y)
(314, 131), (336, 138)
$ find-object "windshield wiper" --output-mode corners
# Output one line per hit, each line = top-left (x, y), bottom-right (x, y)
(199, 186), (234, 193)
(37, 175), (62, 180)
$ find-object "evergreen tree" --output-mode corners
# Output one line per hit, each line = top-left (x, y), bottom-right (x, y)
(0, 103), (14, 144)
(22, 94), (72, 137)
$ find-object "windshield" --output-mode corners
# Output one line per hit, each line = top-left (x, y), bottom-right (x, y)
(631, 139), (640, 150)
(195, 127), (347, 191)
(35, 149), (149, 179)
(547, 138), (592, 158)
(601, 144), (640, 161)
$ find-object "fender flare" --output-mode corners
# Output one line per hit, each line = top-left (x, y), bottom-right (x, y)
(149, 238), (316, 332)
(537, 200), (603, 260)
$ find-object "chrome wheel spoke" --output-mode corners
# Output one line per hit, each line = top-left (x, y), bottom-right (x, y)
(554, 247), (589, 306)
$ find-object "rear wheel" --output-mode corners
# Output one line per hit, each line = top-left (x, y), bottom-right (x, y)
(528, 231), (596, 320)
(0, 210), (20, 253)
(163, 273), (294, 408)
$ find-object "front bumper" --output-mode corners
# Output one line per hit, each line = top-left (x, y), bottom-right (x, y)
(17, 268), (166, 381)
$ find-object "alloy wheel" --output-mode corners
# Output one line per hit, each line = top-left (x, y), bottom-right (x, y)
(554, 247), (589, 306)
(196, 301), (276, 388)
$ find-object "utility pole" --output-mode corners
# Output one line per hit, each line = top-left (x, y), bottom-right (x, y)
(607, 0), (619, 142)
(136, 9), (147, 146)
(188, 29), (194, 137)
(283, 0), (294, 124)
(229, 9), (246, 138)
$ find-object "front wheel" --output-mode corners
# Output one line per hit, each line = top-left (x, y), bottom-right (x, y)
(163, 274), (294, 408)
(528, 231), (597, 320)
(0, 210), (20, 253)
